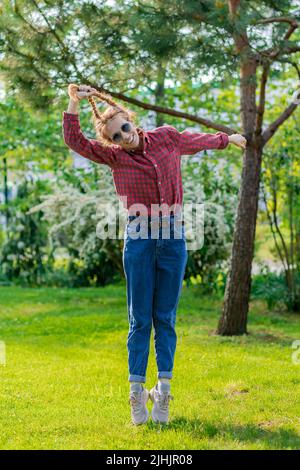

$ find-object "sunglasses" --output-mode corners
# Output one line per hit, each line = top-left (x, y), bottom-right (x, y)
(112, 122), (132, 143)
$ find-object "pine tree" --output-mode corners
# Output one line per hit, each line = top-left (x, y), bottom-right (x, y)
(1, 0), (300, 334)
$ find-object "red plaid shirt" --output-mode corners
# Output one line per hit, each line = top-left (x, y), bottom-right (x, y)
(62, 112), (229, 216)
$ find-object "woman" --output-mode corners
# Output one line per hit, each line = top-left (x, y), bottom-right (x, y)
(63, 84), (246, 426)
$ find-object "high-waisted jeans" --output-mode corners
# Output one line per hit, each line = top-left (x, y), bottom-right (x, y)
(122, 215), (188, 383)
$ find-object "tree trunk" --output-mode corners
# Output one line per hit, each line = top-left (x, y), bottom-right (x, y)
(217, 144), (263, 334)
(217, 53), (261, 335)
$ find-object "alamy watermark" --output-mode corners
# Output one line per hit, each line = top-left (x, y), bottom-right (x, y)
(94, 199), (206, 250)
(0, 341), (6, 365)
(291, 340), (300, 365)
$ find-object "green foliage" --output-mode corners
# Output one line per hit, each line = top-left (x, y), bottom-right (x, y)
(259, 103), (300, 312)
(1, 0), (299, 111)
(0, 94), (70, 175)
(0, 179), (54, 286)
(251, 268), (300, 312)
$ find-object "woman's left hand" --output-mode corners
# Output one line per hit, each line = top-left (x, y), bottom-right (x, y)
(228, 134), (247, 150)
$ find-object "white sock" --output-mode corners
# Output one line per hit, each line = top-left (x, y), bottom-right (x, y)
(158, 378), (171, 393)
(130, 382), (143, 392)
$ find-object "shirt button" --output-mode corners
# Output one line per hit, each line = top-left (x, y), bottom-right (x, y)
(154, 164), (157, 167)
(158, 181), (161, 185)
(161, 198), (164, 202)
(143, 151), (146, 155)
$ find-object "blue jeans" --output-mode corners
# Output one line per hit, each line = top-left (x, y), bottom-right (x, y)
(122, 215), (188, 383)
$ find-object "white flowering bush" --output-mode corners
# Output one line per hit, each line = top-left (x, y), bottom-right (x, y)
(182, 155), (238, 292)
(29, 165), (124, 286)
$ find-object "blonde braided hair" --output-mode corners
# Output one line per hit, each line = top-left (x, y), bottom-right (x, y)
(68, 84), (137, 147)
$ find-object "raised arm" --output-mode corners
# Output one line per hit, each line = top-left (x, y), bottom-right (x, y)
(164, 125), (246, 155)
(62, 86), (118, 167)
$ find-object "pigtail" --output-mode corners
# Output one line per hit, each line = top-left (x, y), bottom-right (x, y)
(87, 96), (102, 120)
(87, 91), (124, 124)
(68, 83), (137, 147)
(88, 90), (136, 147)
(93, 91), (121, 110)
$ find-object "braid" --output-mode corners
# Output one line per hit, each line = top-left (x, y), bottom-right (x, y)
(89, 90), (136, 147)
(87, 91), (123, 122)
(68, 84), (136, 147)
(92, 91), (120, 109)
(87, 96), (101, 120)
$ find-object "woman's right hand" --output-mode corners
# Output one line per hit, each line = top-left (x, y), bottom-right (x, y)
(68, 84), (97, 102)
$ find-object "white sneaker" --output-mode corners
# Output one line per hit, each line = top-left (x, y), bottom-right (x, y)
(129, 386), (149, 425)
(149, 385), (174, 424)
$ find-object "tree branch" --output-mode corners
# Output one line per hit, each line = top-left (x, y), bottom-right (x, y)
(255, 16), (298, 41)
(261, 180), (287, 272)
(255, 63), (270, 136)
(282, 44), (300, 54)
(253, 14), (299, 61)
(260, 43), (300, 59)
(14, 1), (50, 34)
(85, 81), (238, 134)
(270, 180), (292, 274)
(276, 58), (300, 80)
(262, 86), (300, 145)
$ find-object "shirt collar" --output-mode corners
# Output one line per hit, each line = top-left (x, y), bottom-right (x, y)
(139, 127), (150, 144)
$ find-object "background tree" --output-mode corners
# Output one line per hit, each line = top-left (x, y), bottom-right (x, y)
(260, 119), (300, 312)
(1, 0), (300, 334)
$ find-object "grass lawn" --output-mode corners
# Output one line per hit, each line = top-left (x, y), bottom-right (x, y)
(0, 283), (299, 450)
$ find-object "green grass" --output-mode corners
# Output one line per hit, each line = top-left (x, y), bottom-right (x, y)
(0, 284), (299, 450)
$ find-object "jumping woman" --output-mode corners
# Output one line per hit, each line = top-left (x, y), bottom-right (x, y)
(63, 84), (246, 425)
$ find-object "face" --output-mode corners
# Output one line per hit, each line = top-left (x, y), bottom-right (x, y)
(104, 114), (140, 150)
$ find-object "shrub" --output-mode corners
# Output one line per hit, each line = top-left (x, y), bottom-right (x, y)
(251, 267), (300, 312)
